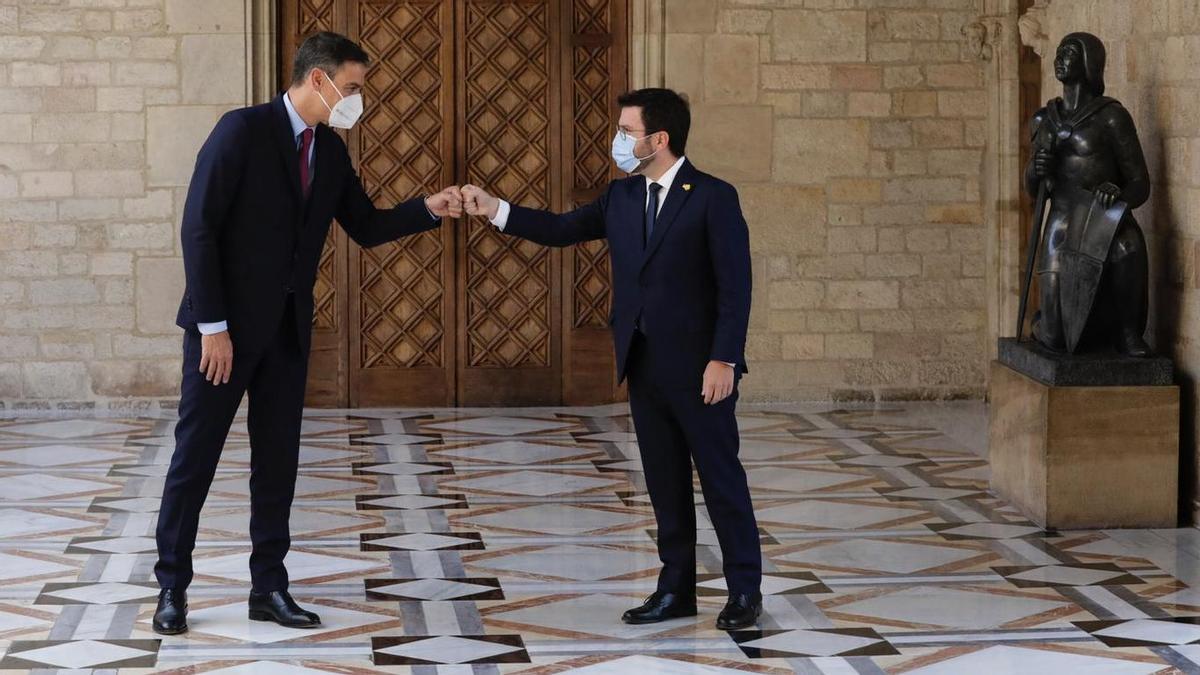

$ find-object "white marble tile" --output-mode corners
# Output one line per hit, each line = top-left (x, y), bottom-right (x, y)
(1093, 618), (1200, 645)
(905, 645), (1164, 675)
(375, 635), (522, 663)
(778, 539), (980, 574)
(835, 586), (1069, 628)
(8, 640), (154, 669)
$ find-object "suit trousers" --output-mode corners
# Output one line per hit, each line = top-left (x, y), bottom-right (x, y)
(625, 332), (762, 595)
(155, 302), (308, 592)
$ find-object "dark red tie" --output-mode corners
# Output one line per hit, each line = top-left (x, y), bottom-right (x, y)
(298, 128), (313, 199)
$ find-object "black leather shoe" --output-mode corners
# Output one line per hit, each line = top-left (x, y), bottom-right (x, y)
(716, 592), (762, 630)
(152, 588), (187, 635)
(248, 590), (321, 628)
(621, 591), (697, 624)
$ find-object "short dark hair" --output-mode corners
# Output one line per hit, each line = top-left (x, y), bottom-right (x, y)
(617, 88), (690, 157)
(291, 31), (371, 86)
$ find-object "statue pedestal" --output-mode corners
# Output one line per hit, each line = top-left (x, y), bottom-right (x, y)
(988, 348), (1179, 529)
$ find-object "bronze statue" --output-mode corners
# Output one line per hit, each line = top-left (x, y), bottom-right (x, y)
(1022, 32), (1151, 357)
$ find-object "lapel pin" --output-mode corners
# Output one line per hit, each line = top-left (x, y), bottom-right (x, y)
(682, 183), (692, 192)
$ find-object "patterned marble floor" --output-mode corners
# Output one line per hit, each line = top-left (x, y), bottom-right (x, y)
(1, 402), (1200, 673)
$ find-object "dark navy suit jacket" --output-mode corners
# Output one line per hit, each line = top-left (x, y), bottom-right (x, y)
(175, 94), (439, 356)
(504, 159), (751, 386)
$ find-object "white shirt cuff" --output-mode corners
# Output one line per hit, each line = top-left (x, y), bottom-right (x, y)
(197, 321), (228, 335)
(490, 200), (511, 230)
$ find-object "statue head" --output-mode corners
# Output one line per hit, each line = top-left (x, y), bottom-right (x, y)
(1055, 32), (1106, 95)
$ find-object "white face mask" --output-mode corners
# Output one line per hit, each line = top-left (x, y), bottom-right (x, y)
(611, 129), (659, 174)
(316, 72), (364, 130)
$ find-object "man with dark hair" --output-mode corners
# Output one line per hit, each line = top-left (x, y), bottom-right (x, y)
(151, 30), (463, 634)
(461, 87), (762, 630)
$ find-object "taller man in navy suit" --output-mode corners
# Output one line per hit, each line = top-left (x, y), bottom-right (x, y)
(152, 32), (463, 635)
(461, 88), (762, 629)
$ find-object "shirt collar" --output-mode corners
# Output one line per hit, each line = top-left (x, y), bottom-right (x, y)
(646, 155), (686, 193)
(282, 91), (316, 140)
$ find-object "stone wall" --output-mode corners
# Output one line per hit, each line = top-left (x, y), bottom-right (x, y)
(662, 0), (991, 400)
(0, 0), (251, 408)
(1029, 0), (1200, 517)
(0, 0), (992, 407)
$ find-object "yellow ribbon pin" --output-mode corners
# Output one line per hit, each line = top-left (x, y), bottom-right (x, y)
(682, 184), (692, 191)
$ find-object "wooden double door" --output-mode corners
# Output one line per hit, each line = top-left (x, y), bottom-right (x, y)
(279, 0), (628, 407)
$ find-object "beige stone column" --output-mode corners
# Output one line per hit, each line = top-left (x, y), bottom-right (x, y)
(977, 0), (1022, 365)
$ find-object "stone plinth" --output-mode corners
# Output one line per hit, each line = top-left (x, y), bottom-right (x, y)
(988, 360), (1179, 529)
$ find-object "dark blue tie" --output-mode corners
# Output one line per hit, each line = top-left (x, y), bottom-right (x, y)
(644, 182), (662, 247)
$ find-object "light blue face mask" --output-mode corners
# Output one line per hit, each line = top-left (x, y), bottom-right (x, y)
(611, 129), (660, 174)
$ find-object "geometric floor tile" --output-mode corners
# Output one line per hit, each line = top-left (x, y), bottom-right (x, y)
(444, 470), (623, 497)
(35, 581), (160, 605)
(0, 551), (77, 580)
(87, 496), (161, 513)
(556, 655), (763, 674)
(696, 572), (830, 596)
(729, 628), (899, 658)
(355, 494), (468, 510)
(1, 420), (140, 438)
(776, 538), (986, 574)
(63, 535), (158, 554)
(457, 503), (642, 535)
(371, 635), (529, 665)
(831, 585), (1072, 629)
(351, 461), (454, 476)
(470, 544), (657, 581)
(754, 500), (927, 529)
(360, 532), (485, 551)
(994, 563), (1143, 588)
(0, 508), (98, 538)
(0, 473), (116, 501)
(1075, 617), (1200, 647)
(876, 486), (989, 501)
(899, 644), (1168, 674)
(194, 549), (386, 583)
(0, 445), (130, 467)
(0, 639), (160, 670)
(431, 441), (592, 464)
(365, 577), (503, 601)
(927, 522), (1048, 540)
(423, 416), (574, 436)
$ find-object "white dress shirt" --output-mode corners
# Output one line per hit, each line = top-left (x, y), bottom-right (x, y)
(196, 93), (317, 336)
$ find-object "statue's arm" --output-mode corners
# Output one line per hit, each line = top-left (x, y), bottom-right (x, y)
(1024, 109), (1048, 198)
(1105, 104), (1151, 208)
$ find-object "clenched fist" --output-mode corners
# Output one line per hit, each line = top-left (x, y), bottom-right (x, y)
(461, 184), (500, 220)
(425, 186), (464, 219)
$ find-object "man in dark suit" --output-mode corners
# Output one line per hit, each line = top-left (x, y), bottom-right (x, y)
(460, 88), (761, 630)
(152, 32), (462, 635)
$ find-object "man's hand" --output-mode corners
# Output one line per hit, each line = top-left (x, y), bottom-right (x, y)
(461, 184), (499, 220)
(200, 331), (233, 385)
(701, 360), (736, 405)
(426, 186), (463, 219)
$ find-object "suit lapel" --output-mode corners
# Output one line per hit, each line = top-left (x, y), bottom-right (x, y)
(301, 125), (337, 228)
(641, 159), (697, 269)
(271, 95), (303, 205)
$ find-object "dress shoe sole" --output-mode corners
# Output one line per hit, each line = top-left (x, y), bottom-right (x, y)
(621, 607), (698, 625)
(151, 623), (187, 636)
(248, 609), (321, 628)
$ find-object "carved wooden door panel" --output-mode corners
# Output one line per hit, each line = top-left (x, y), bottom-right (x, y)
(280, 0), (625, 407)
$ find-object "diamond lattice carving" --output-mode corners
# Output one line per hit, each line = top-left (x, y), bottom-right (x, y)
(298, 0), (334, 37)
(356, 0), (447, 368)
(569, 2), (615, 328)
(464, 1), (552, 367)
(573, 0), (609, 34)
